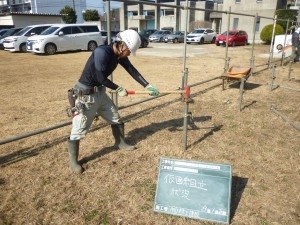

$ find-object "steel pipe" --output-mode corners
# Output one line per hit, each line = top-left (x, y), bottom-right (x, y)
(0, 121), (71, 145)
(271, 105), (300, 131)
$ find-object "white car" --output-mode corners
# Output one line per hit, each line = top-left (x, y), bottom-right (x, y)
(26, 24), (103, 55)
(186, 28), (216, 44)
(3, 24), (53, 52)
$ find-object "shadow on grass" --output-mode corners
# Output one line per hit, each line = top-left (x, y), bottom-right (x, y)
(0, 84), (221, 167)
(230, 176), (248, 222)
(227, 81), (261, 90)
(79, 116), (218, 165)
(79, 146), (118, 165)
(187, 124), (223, 149)
(0, 136), (68, 167)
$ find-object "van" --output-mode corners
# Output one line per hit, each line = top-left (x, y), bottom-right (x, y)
(0, 27), (23, 50)
(3, 24), (53, 52)
(26, 24), (103, 55)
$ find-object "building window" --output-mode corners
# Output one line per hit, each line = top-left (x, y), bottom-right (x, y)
(257, 0), (263, 2)
(235, 0), (241, 3)
(165, 9), (174, 16)
(233, 18), (239, 29)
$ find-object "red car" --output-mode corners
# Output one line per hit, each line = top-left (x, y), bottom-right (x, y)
(215, 30), (248, 47)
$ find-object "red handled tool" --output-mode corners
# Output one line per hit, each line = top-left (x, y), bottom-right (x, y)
(127, 86), (191, 99)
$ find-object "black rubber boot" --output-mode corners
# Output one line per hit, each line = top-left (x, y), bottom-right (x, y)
(67, 138), (83, 173)
(111, 123), (135, 150)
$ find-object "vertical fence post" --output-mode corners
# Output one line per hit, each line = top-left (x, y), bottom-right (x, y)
(181, 0), (189, 90)
(268, 15), (277, 68)
(288, 60), (293, 80)
(182, 67), (189, 150)
(250, 14), (258, 75)
(270, 64), (276, 91)
(281, 19), (290, 66)
(224, 7), (231, 72)
(238, 78), (245, 111)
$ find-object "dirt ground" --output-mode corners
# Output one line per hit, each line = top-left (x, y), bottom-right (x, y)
(0, 43), (299, 225)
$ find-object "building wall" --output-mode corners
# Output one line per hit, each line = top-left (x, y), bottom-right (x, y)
(122, 0), (289, 43)
(13, 15), (62, 27)
(221, 0), (279, 43)
(126, 1), (209, 32)
(0, 14), (63, 27)
(3, 0), (88, 23)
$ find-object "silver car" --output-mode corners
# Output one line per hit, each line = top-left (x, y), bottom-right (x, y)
(149, 30), (171, 42)
(164, 31), (186, 43)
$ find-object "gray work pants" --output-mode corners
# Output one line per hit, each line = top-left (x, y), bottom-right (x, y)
(70, 85), (120, 140)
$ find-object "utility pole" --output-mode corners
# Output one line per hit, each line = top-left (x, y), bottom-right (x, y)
(72, 0), (75, 12)
(297, 0), (300, 24)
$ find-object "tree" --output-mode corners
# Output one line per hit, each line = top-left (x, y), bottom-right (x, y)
(260, 24), (284, 44)
(83, 9), (100, 22)
(275, 9), (298, 31)
(60, 5), (77, 24)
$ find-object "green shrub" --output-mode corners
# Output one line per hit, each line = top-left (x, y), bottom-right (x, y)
(260, 24), (284, 44)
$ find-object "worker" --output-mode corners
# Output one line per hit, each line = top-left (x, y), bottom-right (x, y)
(292, 27), (300, 62)
(67, 29), (159, 173)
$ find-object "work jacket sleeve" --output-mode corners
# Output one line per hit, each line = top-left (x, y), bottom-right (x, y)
(119, 57), (149, 87)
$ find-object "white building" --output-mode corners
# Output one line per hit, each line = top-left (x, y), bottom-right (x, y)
(0, 0), (87, 23)
(123, 0), (297, 43)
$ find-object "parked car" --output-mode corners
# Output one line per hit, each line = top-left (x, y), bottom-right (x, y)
(103, 30), (149, 48)
(27, 24), (103, 55)
(102, 31), (120, 45)
(164, 31), (186, 43)
(0, 29), (9, 37)
(139, 29), (157, 38)
(0, 27), (23, 50)
(3, 24), (53, 52)
(139, 34), (149, 48)
(149, 30), (172, 42)
(215, 30), (248, 47)
(186, 28), (216, 44)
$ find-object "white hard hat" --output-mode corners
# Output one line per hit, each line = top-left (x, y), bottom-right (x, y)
(119, 29), (141, 56)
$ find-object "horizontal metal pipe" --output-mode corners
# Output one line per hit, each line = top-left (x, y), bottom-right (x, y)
(0, 121), (71, 145)
(0, 77), (221, 145)
(255, 63), (269, 68)
(127, 90), (184, 94)
(114, 0), (276, 20)
(270, 105), (300, 131)
(253, 67), (270, 74)
(279, 85), (300, 92)
(118, 94), (168, 110)
(189, 76), (221, 87)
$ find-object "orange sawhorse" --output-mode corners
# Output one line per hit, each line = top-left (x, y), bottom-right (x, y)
(221, 66), (252, 111)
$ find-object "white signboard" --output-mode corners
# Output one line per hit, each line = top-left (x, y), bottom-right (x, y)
(272, 34), (292, 58)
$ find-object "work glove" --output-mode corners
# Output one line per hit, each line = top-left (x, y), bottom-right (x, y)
(116, 86), (128, 97)
(146, 84), (159, 96)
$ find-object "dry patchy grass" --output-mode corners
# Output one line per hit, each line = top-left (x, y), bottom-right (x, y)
(0, 44), (299, 225)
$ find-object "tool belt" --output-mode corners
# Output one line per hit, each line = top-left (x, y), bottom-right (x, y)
(66, 82), (103, 117)
(73, 82), (101, 95)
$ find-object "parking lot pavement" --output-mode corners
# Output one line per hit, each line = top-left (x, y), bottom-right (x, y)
(138, 42), (214, 58)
